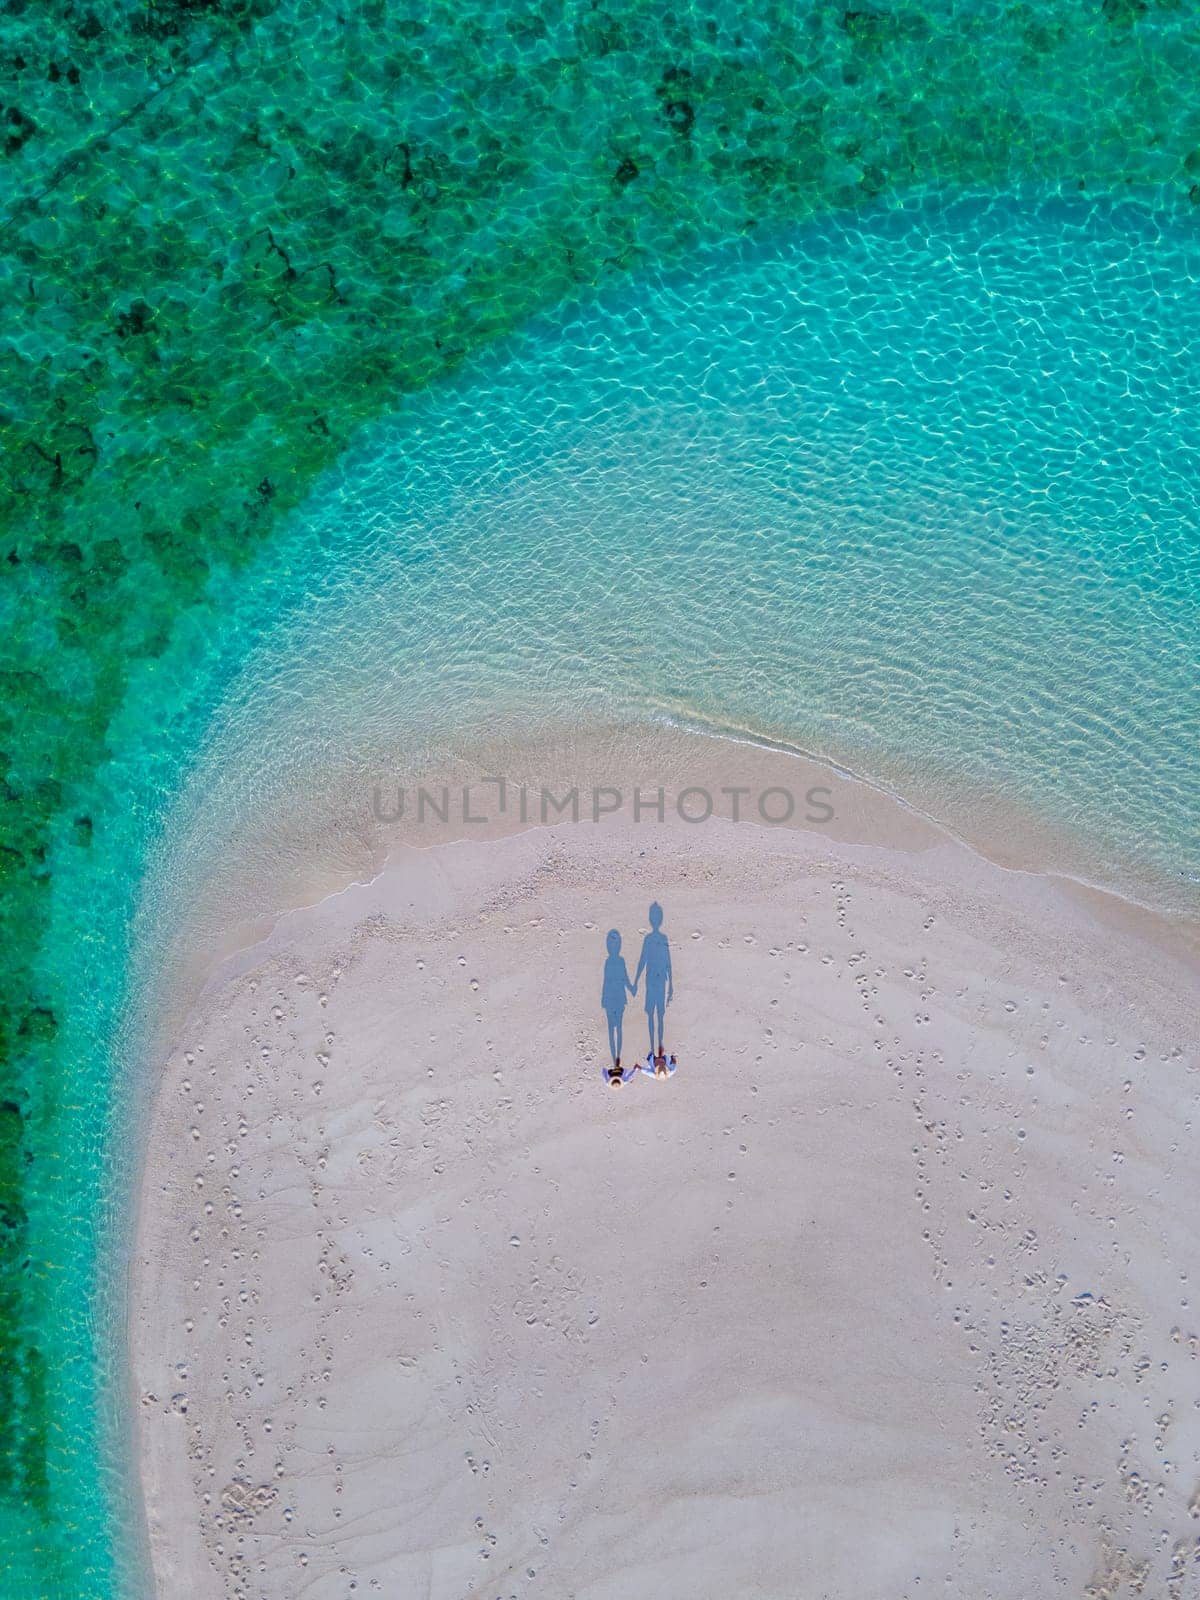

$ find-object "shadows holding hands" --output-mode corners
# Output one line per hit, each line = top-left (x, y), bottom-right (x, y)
(600, 903), (677, 1090)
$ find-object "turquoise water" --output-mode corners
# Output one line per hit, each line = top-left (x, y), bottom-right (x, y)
(6, 0), (1200, 1590)
(26, 184), (1200, 1598)
(7, 0), (1200, 1580)
(166, 187), (1200, 916)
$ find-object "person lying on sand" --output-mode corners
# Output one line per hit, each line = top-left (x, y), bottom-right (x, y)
(640, 1052), (677, 1079)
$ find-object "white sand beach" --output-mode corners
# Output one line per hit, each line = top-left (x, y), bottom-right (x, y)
(130, 747), (1200, 1599)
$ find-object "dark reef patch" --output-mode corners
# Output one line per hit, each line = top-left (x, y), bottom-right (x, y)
(0, 0), (1194, 1587)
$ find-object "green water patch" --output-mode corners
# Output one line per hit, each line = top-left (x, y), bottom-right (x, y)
(2, 0), (1200, 1591)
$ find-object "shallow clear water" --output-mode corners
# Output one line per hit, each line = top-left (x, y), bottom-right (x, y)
(28, 183), (1200, 1599)
(8, 0), (1200, 1586)
(176, 187), (1200, 915)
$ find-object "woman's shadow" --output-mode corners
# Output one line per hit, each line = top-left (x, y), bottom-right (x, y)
(600, 929), (636, 1066)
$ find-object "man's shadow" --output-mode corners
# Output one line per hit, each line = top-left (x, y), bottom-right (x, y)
(635, 902), (672, 1057)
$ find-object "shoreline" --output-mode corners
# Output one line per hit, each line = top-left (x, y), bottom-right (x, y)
(651, 709), (1200, 922)
(128, 733), (1198, 1597)
(173, 801), (1199, 1047)
(142, 719), (1200, 1045)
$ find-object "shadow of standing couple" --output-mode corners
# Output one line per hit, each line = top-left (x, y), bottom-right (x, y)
(600, 902), (674, 1087)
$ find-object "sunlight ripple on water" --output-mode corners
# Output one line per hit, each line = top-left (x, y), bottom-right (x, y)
(182, 189), (1199, 910)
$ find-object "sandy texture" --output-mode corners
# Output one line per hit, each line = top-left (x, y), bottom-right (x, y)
(131, 813), (1199, 1600)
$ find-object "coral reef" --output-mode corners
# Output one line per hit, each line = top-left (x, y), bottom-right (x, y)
(2, 0), (1198, 1589)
